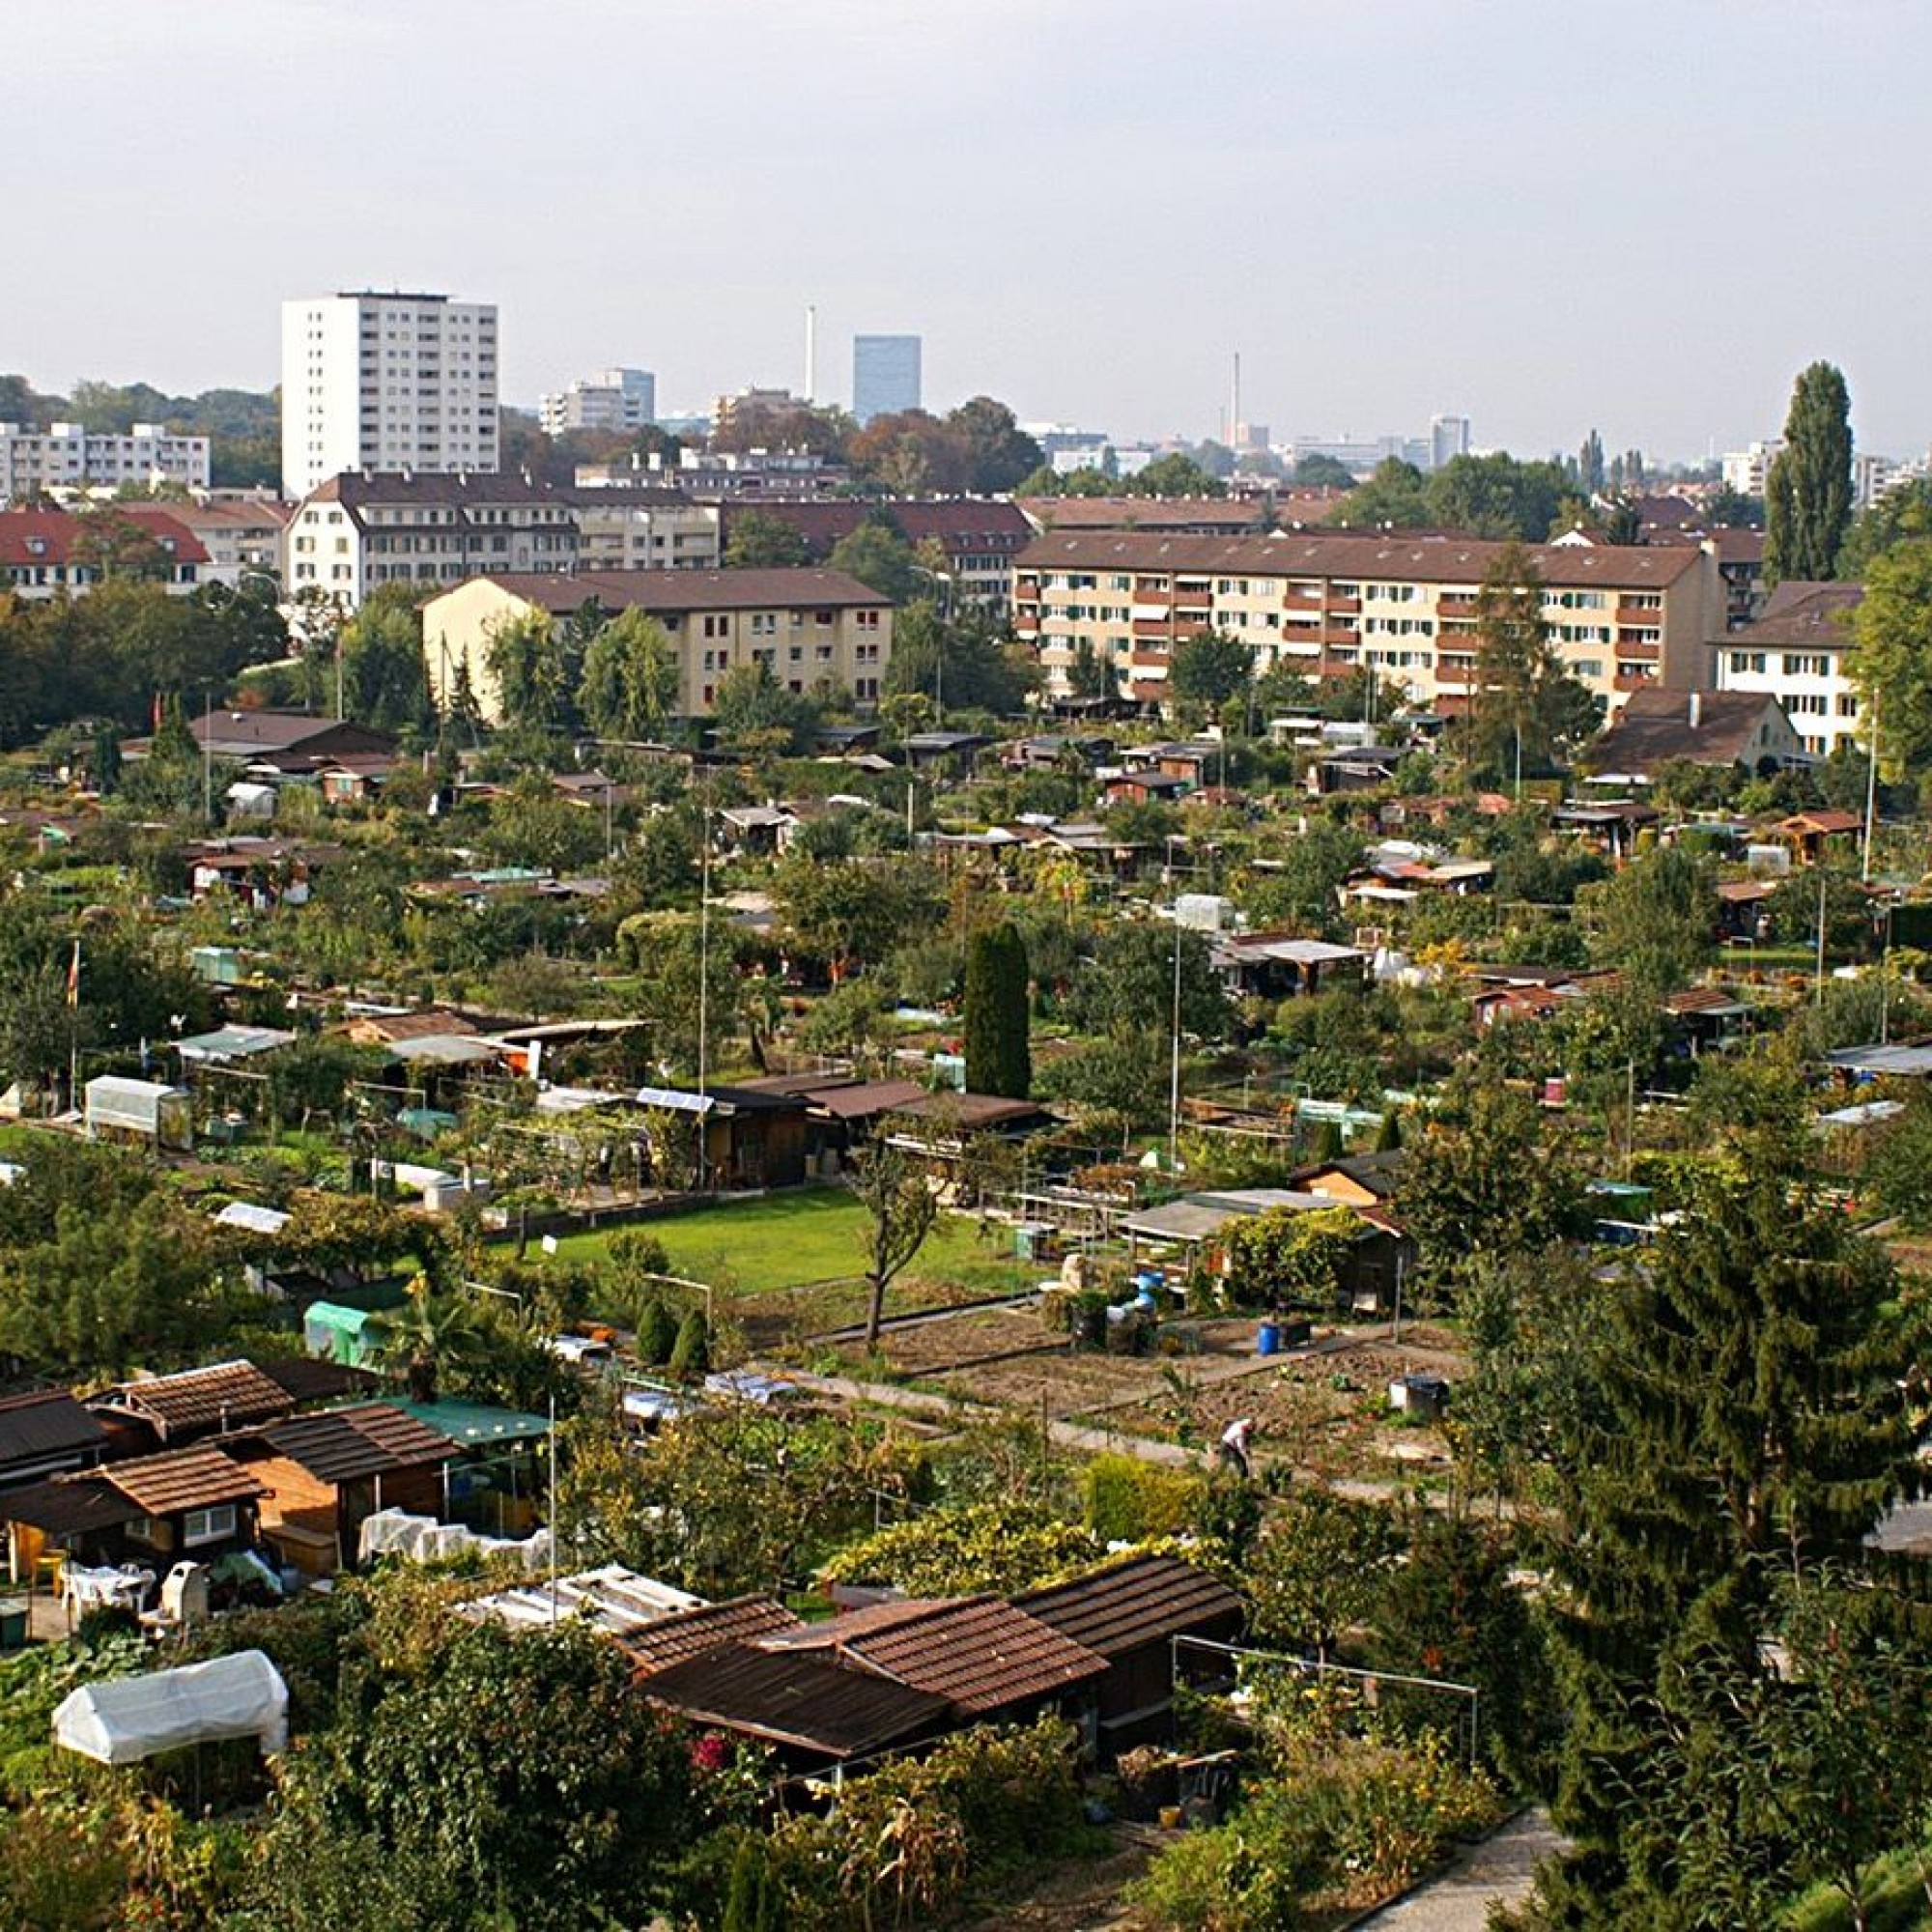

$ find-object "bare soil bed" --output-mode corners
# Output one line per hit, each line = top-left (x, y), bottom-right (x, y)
(1086, 1330), (1466, 1484)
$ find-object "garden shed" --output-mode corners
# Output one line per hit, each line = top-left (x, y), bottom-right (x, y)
(53, 1649), (288, 1765)
(85, 1076), (191, 1151)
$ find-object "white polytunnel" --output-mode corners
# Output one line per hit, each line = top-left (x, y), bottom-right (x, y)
(52, 1649), (289, 1766)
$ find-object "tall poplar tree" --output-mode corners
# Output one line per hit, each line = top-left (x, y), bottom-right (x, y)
(963, 921), (1031, 1098)
(1764, 360), (1853, 584)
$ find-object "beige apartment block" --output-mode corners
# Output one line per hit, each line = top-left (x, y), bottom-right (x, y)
(1012, 531), (1725, 718)
(421, 569), (892, 724)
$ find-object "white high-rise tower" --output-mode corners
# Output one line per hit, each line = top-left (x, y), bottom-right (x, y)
(280, 290), (499, 497)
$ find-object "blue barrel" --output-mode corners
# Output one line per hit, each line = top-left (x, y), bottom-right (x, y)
(1256, 1321), (1281, 1357)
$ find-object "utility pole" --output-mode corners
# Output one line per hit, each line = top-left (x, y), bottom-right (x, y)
(1862, 687), (1880, 884)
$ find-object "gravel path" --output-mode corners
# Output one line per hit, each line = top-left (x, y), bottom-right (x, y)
(1353, 1808), (1562, 1930)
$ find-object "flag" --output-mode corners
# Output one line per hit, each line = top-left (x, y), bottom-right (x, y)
(66, 938), (80, 1009)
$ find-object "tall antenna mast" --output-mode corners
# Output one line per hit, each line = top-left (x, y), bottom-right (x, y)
(804, 304), (816, 404)
(1231, 351), (1241, 449)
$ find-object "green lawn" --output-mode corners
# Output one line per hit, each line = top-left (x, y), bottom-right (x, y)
(505, 1187), (1038, 1303)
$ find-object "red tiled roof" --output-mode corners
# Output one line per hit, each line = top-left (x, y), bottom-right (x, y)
(440, 568), (888, 616)
(622, 1596), (803, 1677)
(97, 1445), (267, 1516)
(761, 1596), (1107, 1714)
(262, 1404), (456, 1484)
(0, 506), (210, 569)
(97, 1360), (295, 1440)
(1015, 1553), (1244, 1659)
(1015, 529), (1707, 592)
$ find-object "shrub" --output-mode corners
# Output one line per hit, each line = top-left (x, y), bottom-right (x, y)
(668, 1308), (711, 1380)
(1084, 1454), (1204, 1544)
(638, 1297), (681, 1366)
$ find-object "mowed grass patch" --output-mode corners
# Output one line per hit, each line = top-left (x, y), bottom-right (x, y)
(507, 1187), (1041, 1303)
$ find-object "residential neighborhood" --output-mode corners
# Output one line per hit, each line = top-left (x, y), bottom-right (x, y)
(7, 10), (1932, 1929)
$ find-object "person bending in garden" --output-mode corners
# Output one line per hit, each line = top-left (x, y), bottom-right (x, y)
(1219, 1415), (1257, 1480)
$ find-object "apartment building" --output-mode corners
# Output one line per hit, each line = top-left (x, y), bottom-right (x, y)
(280, 292), (498, 497)
(572, 487), (720, 573)
(0, 506), (209, 598)
(539, 367), (656, 436)
(1711, 580), (1863, 759)
(0, 422), (211, 497)
(1012, 530), (1726, 718)
(420, 569), (892, 723)
(171, 498), (291, 589)
(281, 473), (719, 606)
(714, 498), (1033, 611)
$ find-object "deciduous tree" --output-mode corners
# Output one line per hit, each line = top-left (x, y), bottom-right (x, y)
(1765, 359), (1854, 584)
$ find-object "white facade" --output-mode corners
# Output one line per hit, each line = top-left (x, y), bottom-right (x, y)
(280, 292), (498, 497)
(539, 367), (655, 436)
(1430, 414), (1471, 470)
(0, 422), (210, 497)
(1711, 582), (1863, 760)
(1721, 440), (1781, 497)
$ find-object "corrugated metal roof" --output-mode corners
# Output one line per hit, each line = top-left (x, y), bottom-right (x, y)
(98, 1446), (266, 1516)
(263, 1404), (455, 1484)
(0, 1474), (143, 1536)
(623, 1596), (803, 1676)
(642, 1643), (952, 1760)
(764, 1597), (1107, 1714)
(0, 1390), (110, 1469)
(1016, 1554), (1244, 1660)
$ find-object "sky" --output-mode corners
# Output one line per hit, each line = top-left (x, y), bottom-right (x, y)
(15, 0), (1932, 463)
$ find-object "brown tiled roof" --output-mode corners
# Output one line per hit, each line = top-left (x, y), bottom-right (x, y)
(1015, 529), (1707, 592)
(98, 1446), (266, 1516)
(450, 568), (888, 615)
(262, 1404), (455, 1484)
(1591, 688), (1792, 772)
(1662, 986), (1749, 1016)
(763, 1596), (1107, 1714)
(1015, 1554), (1245, 1659)
(622, 1596), (803, 1677)
(99, 1360), (295, 1440)
(1732, 580), (1861, 648)
(718, 498), (1032, 562)
(642, 1642), (954, 1759)
(1019, 497), (1267, 534)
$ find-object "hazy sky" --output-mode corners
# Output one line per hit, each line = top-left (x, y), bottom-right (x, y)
(16, 0), (1931, 461)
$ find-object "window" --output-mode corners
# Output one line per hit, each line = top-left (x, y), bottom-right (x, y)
(184, 1504), (238, 1548)
(1838, 694), (1861, 717)
(1782, 652), (1831, 677)
(1729, 651), (1766, 675)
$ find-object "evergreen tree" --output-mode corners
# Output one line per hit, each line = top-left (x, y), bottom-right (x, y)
(1539, 1151), (1925, 1922)
(963, 921), (1031, 1098)
(1765, 360), (1853, 585)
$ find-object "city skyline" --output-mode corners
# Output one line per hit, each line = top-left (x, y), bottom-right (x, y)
(14, 0), (1932, 462)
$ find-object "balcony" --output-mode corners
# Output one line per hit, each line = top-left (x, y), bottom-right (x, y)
(1325, 596), (1361, 615)
(1132, 618), (1174, 639)
(1436, 596), (1477, 618)
(1616, 602), (1663, 623)
(1612, 670), (1659, 693)
(1613, 638), (1661, 662)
